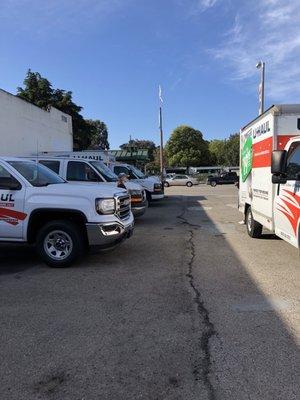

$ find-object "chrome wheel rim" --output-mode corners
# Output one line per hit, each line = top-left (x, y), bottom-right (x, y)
(44, 230), (73, 261)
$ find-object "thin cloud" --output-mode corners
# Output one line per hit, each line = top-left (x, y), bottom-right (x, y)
(177, 0), (219, 16)
(211, 0), (300, 101)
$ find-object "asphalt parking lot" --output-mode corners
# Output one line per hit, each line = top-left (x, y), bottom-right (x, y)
(0, 185), (299, 400)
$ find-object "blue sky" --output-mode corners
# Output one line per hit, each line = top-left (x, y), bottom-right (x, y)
(1, 0), (300, 148)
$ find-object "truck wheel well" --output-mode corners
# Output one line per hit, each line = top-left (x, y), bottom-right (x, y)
(27, 209), (87, 244)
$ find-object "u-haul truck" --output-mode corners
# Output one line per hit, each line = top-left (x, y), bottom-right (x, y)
(239, 104), (300, 248)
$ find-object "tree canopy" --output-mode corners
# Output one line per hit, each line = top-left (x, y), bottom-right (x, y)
(85, 120), (109, 150)
(165, 125), (211, 167)
(209, 133), (239, 166)
(17, 70), (109, 150)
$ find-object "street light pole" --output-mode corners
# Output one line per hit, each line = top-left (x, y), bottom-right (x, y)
(159, 105), (164, 184)
(256, 60), (265, 115)
(158, 85), (164, 185)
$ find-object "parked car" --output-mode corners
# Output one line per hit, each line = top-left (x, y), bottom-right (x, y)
(29, 157), (147, 218)
(164, 175), (198, 187)
(0, 157), (134, 267)
(206, 171), (238, 187)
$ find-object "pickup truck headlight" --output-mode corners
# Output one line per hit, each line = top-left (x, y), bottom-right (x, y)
(129, 189), (143, 203)
(154, 183), (162, 191)
(96, 198), (115, 214)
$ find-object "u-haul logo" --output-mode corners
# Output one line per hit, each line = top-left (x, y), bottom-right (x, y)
(1, 194), (14, 202)
(0, 207), (27, 226)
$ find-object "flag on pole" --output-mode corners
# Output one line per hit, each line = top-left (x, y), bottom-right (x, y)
(159, 85), (163, 104)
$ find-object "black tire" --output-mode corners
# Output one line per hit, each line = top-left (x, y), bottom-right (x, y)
(36, 220), (84, 267)
(210, 181), (217, 187)
(246, 207), (262, 238)
(164, 181), (169, 187)
(186, 181), (193, 187)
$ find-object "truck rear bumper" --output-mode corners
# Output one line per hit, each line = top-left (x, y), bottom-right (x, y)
(86, 221), (134, 248)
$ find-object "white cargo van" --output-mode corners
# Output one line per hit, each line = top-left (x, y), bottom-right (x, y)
(0, 157), (134, 267)
(239, 104), (300, 248)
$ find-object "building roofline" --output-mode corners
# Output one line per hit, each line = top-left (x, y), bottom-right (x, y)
(0, 88), (71, 119)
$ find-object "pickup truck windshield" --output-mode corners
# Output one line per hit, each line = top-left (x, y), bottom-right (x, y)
(9, 161), (65, 187)
(90, 161), (118, 182)
(129, 165), (145, 179)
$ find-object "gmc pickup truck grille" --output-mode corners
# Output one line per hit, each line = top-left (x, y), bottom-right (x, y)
(116, 194), (131, 220)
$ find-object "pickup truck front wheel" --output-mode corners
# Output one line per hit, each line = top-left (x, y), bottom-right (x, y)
(246, 207), (262, 238)
(36, 220), (83, 267)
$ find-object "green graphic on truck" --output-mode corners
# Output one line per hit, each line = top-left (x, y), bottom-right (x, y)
(241, 136), (252, 182)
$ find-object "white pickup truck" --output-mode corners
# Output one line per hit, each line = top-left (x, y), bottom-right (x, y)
(30, 156), (148, 217)
(0, 157), (134, 267)
(108, 162), (164, 202)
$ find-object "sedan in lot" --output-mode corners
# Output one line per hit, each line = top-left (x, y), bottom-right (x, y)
(164, 174), (198, 187)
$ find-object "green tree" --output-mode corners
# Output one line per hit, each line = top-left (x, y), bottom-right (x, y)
(85, 120), (109, 150)
(17, 70), (53, 109)
(120, 139), (156, 161)
(209, 134), (239, 166)
(224, 133), (239, 166)
(165, 125), (210, 167)
(209, 139), (226, 165)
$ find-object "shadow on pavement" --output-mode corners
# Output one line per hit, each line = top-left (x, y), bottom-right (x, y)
(0, 192), (298, 400)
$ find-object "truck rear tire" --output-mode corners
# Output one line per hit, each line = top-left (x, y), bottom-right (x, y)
(246, 207), (262, 238)
(36, 220), (84, 267)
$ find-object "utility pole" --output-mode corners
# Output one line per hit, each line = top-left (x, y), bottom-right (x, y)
(159, 85), (164, 185)
(256, 60), (265, 115)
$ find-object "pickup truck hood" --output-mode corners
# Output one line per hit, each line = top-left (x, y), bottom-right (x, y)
(124, 181), (143, 191)
(26, 182), (127, 199)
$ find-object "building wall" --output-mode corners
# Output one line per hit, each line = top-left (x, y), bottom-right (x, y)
(0, 89), (73, 156)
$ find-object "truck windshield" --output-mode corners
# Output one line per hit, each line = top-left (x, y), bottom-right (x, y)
(129, 165), (145, 179)
(90, 161), (118, 182)
(9, 161), (65, 187)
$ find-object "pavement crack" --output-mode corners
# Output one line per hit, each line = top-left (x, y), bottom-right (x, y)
(185, 224), (217, 400)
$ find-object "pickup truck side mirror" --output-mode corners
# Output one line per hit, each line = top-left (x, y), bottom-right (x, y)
(0, 177), (22, 191)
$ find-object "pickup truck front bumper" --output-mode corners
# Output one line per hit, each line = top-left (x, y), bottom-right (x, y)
(86, 221), (134, 248)
(131, 199), (148, 217)
(151, 191), (164, 200)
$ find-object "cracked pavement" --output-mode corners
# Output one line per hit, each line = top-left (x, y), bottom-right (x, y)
(0, 185), (299, 400)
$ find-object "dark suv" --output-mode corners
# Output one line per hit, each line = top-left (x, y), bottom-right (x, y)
(206, 171), (238, 187)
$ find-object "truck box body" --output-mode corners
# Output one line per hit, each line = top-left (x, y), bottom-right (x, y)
(239, 104), (300, 247)
(0, 89), (73, 156)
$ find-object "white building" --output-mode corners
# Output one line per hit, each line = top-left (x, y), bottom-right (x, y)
(0, 88), (73, 156)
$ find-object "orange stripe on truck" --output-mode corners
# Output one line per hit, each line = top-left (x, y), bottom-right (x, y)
(252, 135), (295, 168)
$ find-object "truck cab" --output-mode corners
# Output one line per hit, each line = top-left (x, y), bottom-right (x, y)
(271, 138), (300, 247)
(108, 162), (164, 202)
(0, 157), (134, 267)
